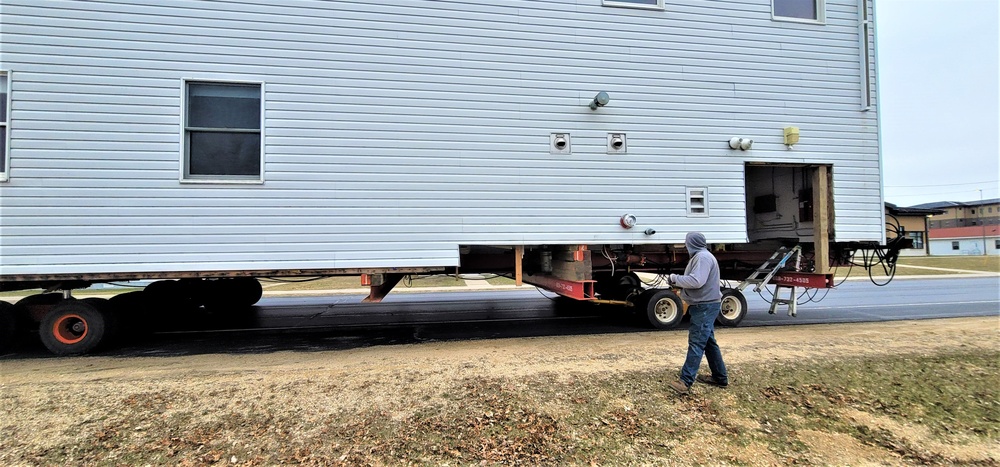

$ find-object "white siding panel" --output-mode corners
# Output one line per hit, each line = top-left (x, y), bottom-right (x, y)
(0, 0), (881, 276)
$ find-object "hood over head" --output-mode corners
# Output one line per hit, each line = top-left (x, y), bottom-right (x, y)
(685, 232), (708, 255)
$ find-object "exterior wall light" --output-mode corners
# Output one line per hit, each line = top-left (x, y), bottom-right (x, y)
(728, 137), (753, 151)
(589, 91), (610, 110)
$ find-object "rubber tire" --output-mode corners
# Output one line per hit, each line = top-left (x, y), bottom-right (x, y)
(82, 297), (120, 345)
(643, 289), (684, 329)
(594, 272), (643, 301)
(232, 278), (263, 307)
(202, 278), (263, 309)
(717, 288), (748, 327)
(144, 280), (199, 315)
(39, 300), (107, 356)
(108, 291), (154, 338)
(144, 280), (192, 306)
(13, 293), (63, 323)
(0, 301), (17, 353)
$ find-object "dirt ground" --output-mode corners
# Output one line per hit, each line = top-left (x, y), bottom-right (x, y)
(2, 316), (998, 465)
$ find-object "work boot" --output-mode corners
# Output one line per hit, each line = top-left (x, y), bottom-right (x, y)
(667, 379), (690, 394)
(696, 374), (729, 388)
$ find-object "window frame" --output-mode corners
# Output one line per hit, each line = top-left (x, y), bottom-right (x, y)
(180, 78), (264, 184)
(771, 0), (826, 24)
(858, 0), (873, 110)
(951, 241), (960, 251)
(907, 231), (924, 250)
(0, 71), (9, 182)
(603, 0), (664, 11)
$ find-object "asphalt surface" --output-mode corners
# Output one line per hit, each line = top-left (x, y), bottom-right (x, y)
(3, 276), (998, 359)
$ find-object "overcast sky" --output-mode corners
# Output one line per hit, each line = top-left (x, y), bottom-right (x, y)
(877, 0), (999, 207)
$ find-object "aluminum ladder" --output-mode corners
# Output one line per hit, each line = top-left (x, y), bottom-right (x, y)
(737, 245), (801, 316)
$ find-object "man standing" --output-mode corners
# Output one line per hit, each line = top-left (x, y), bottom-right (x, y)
(666, 232), (729, 394)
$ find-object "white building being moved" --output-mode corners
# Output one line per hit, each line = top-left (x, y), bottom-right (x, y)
(0, 0), (893, 354)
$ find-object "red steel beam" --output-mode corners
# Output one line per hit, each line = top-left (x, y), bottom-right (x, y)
(522, 274), (596, 301)
(770, 273), (834, 289)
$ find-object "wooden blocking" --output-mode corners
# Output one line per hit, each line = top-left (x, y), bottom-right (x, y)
(550, 248), (593, 281)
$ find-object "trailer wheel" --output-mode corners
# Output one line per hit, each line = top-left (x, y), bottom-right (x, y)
(643, 289), (684, 329)
(205, 278), (263, 309)
(233, 278), (263, 307)
(82, 297), (120, 344)
(39, 300), (106, 356)
(0, 301), (17, 352)
(108, 291), (153, 338)
(14, 293), (62, 323)
(595, 272), (643, 301)
(717, 288), (748, 327)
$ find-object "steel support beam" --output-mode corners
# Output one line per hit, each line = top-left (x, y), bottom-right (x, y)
(522, 273), (596, 300)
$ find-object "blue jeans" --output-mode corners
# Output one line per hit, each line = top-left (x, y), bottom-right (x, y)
(680, 302), (728, 386)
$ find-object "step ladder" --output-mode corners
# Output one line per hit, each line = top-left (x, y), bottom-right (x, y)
(737, 246), (801, 316)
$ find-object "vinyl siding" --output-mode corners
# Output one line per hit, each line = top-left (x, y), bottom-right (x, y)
(0, 0), (882, 276)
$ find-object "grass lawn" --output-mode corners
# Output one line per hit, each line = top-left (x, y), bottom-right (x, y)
(895, 255), (1000, 273)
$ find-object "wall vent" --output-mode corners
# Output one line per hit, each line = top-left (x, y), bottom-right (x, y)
(687, 187), (709, 217)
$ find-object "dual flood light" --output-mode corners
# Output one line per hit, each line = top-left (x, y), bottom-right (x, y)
(729, 137), (754, 151)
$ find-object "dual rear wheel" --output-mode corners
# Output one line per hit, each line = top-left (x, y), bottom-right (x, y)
(633, 287), (747, 329)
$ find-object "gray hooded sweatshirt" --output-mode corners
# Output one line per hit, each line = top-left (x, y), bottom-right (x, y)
(669, 232), (722, 304)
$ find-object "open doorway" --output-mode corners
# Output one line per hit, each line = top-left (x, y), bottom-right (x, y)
(744, 163), (834, 272)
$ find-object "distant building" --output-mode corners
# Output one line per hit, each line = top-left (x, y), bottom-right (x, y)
(928, 226), (1000, 256)
(885, 203), (945, 256)
(912, 199), (1000, 229)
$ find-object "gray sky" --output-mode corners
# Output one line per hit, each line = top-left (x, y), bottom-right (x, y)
(877, 0), (999, 207)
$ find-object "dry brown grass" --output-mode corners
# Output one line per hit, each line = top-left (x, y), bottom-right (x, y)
(2, 317), (998, 465)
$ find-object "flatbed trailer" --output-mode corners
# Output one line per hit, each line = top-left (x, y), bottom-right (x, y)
(0, 0), (893, 355)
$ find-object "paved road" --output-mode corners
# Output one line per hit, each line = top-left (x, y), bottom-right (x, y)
(739, 276), (999, 325)
(5, 276), (998, 358)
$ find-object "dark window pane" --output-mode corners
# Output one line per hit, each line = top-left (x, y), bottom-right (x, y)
(611, 0), (658, 4)
(188, 131), (260, 177)
(0, 130), (6, 171)
(774, 0), (817, 19)
(188, 83), (260, 129)
(0, 73), (7, 123)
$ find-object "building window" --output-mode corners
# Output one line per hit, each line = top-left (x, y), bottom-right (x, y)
(971, 208), (976, 214)
(603, 0), (663, 10)
(773, 0), (825, 22)
(858, 0), (872, 109)
(907, 232), (924, 249)
(183, 81), (262, 182)
(995, 240), (1000, 249)
(687, 187), (709, 217)
(0, 71), (9, 182)
(951, 241), (960, 250)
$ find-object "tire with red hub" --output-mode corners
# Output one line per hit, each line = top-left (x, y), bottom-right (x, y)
(39, 300), (107, 356)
